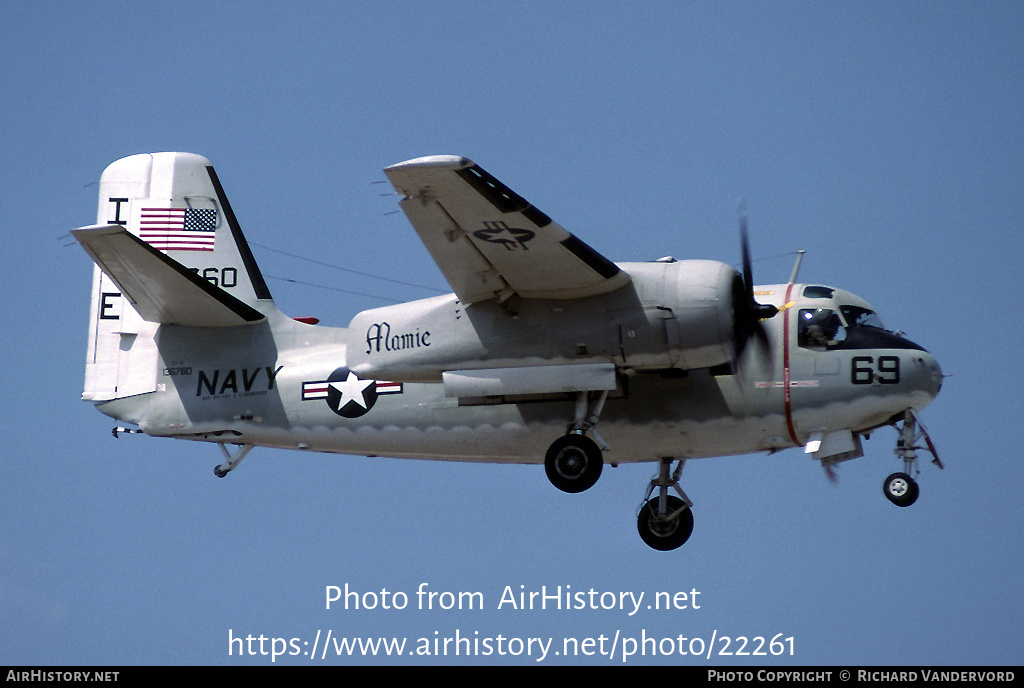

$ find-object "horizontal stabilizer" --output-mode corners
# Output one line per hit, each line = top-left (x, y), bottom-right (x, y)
(72, 224), (265, 327)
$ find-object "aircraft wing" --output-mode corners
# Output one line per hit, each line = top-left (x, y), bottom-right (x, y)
(384, 156), (631, 303)
(73, 224), (265, 327)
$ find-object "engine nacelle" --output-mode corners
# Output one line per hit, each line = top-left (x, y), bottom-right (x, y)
(346, 259), (739, 386)
(609, 259), (739, 371)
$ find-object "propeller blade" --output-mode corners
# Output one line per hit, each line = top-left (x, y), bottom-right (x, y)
(738, 203), (779, 321)
(740, 202), (754, 306)
(730, 202), (779, 372)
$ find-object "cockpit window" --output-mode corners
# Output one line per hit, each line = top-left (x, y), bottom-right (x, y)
(840, 305), (887, 330)
(802, 286), (835, 299)
(798, 309), (847, 349)
(799, 303), (924, 351)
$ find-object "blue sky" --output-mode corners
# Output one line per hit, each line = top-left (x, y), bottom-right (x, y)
(2, 1), (1022, 665)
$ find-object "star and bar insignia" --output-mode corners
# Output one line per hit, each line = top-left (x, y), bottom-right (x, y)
(472, 220), (535, 251)
(302, 367), (403, 418)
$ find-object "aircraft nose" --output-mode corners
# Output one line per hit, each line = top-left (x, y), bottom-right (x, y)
(911, 350), (943, 403)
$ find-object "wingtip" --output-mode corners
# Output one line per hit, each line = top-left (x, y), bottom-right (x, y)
(385, 155), (473, 171)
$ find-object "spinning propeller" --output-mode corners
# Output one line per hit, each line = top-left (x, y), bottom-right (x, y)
(731, 203), (780, 365)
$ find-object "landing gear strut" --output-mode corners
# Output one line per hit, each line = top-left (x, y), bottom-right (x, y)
(544, 391), (608, 493)
(884, 409), (942, 507)
(637, 458), (694, 551)
(214, 443), (254, 477)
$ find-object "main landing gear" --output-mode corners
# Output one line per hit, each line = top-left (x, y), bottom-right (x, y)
(883, 409), (942, 508)
(541, 393), (694, 551)
(545, 434), (603, 492)
(637, 459), (694, 551)
(544, 391), (609, 493)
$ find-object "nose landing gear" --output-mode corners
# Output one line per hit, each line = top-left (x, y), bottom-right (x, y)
(884, 409), (942, 507)
(883, 471), (919, 507)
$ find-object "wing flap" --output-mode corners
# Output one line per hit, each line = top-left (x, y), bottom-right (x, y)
(72, 224), (265, 327)
(385, 156), (631, 302)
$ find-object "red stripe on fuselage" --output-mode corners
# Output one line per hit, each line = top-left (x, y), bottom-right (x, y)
(782, 283), (802, 446)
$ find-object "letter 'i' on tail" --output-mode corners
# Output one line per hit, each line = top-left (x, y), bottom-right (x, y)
(73, 152), (274, 403)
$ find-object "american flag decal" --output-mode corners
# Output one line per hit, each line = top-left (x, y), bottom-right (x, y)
(139, 207), (217, 252)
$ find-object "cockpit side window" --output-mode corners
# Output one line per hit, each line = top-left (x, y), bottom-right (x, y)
(823, 304), (925, 351)
(798, 309), (847, 349)
(840, 305), (887, 331)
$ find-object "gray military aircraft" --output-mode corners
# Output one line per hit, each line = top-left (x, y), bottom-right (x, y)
(73, 152), (944, 550)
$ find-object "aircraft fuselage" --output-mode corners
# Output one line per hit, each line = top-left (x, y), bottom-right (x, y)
(75, 152), (945, 550)
(95, 270), (941, 467)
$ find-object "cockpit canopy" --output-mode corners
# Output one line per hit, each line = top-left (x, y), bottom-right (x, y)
(796, 285), (926, 352)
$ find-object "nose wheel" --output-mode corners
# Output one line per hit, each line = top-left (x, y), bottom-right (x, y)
(883, 409), (941, 507)
(883, 471), (919, 507)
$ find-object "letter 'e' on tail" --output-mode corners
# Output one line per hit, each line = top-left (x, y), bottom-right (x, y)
(74, 152), (273, 402)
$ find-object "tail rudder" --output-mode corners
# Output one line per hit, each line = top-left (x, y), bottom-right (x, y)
(97, 152), (272, 305)
(80, 152), (273, 402)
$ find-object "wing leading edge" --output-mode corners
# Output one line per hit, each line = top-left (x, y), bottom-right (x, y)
(384, 156), (631, 303)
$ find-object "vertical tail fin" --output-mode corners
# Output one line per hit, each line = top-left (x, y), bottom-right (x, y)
(80, 152), (273, 402)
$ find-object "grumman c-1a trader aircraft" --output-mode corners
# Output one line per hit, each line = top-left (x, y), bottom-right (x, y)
(73, 152), (944, 551)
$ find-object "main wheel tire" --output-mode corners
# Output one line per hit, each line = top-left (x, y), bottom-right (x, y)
(637, 495), (694, 551)
(544, 435), (603, 493)
(883, 472), (919, 507)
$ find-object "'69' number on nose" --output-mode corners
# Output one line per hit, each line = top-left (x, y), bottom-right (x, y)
(851, 356), (900, 385)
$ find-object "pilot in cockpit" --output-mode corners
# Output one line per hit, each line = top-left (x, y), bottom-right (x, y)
(799, 309), (845, 349)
